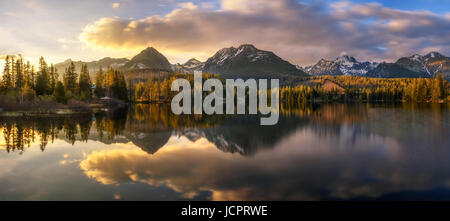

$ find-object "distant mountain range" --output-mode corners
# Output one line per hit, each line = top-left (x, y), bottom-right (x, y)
(302, 52), (450, 80)
(172, 58), (205, 74)
(302, 55), (379, 77)
(54, 44), (450, 80)
(54, 57), (129, 73)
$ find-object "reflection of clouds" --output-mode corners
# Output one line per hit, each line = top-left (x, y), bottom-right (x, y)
(80, 137), (240, 199)
(80, 128), (450, 200)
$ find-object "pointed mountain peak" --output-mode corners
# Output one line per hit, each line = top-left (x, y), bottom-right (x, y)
(424, 51), (444, 58)
(123, 46), (172, 70)
(237, 44), (257, 50)
(336, 55), (357, 63)
(143, 46), (156, 51)
(184, 58), (201, 64)
(138, 47), (161, 55)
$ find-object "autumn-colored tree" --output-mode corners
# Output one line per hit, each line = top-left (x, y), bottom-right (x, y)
(94, 67), (105, 97)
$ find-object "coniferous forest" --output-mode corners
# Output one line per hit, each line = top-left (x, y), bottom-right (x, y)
(0, 55), (448, 113)
(280, 75), (449, 104)
(0, 55), (128, 111)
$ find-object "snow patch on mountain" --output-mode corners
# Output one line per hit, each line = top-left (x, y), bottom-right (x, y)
(172, 58), (205, 73)
(302, 55), (378, 76)
(203, 44), (307, 78)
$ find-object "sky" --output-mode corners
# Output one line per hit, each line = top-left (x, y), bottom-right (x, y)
(0, 0), (450, 68)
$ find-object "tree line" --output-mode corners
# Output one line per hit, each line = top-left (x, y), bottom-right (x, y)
(0, 55), (128, 108)
(281, 75), (449, 104)
(2, 55), (448, 111)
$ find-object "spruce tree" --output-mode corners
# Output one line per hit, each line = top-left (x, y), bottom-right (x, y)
(94, 66), (105, 97)
(78, 64), (92, 101)
(64, 61), (78, 95)
(54, 81), (67, 103)
(15, 55), (24, 90)
(1, 56), (12, 90)
(35, 57), (50, 95)
(49, 64), (58, 94)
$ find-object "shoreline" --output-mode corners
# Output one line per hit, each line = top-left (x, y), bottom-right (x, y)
(0, 104), (127, 117)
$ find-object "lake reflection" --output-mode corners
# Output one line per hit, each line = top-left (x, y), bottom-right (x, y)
(0, 103), (449, 200)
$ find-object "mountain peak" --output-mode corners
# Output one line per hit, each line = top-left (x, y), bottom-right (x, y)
(184, 58), (201, 65)
(425, 51), (444, 59)
(139, 47), (161, 55)
(303, 55), (377, 76)
(203, 44), (307, 78)
(123, 47), (172, 70)
(237, 44), (257, 50)
(176, 58), (204, 72)
(408, 54), (423, 61)
(336, 55), (357, 63)
(143, 46), (156, 51)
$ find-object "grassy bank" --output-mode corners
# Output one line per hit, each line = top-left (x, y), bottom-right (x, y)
(0, 95), (112, 116)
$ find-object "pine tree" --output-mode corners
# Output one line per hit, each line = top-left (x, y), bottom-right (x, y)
(1, 56), (12, 90)
(78, 64), (92, 101)
(53, 81), (67, 103)
(23, 61), (31, 88)
(103, 68), (127, 101)
(49, 64), (58, 94)
(30, 65), (36, 90)
(35, 57), (50, 96)
(94, 66), (105, 97)
(15, 55), (24, 90)
(63, 61), (78, 95)
(10, 56), (16, 88)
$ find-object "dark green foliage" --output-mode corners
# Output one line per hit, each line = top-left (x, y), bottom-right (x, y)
(1, 55), (12, 90)
(63, 61), (78, 95)
(54, 81), (67, 104)
(78, 64), (92, 101)
(1, 56), (127, 106)
(35, 57), (52, 96)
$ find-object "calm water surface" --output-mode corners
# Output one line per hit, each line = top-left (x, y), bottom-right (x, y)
(0, 103), (449, 200)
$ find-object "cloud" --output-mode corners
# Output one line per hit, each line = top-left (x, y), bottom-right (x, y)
(112, 3), (120, 9)
(79, 0), (450, 65)
(78, 130), (450, 201)
(177, 2), (197, 10)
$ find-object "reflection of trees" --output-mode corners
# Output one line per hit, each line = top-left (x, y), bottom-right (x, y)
(1, 117), (65, 152)
(63, 118), (78, 145)
(2, 103), (446, 155)
(129, 104), (225, 132)
(0, 104), (369, 155)
(0, 105), (229, 154)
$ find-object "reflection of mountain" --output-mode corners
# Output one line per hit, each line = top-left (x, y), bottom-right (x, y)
(2, 104), (449, 201)
(107, 114), (309, 156)
(177, 115), (309, 155)
(124, 131), (172, 154)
